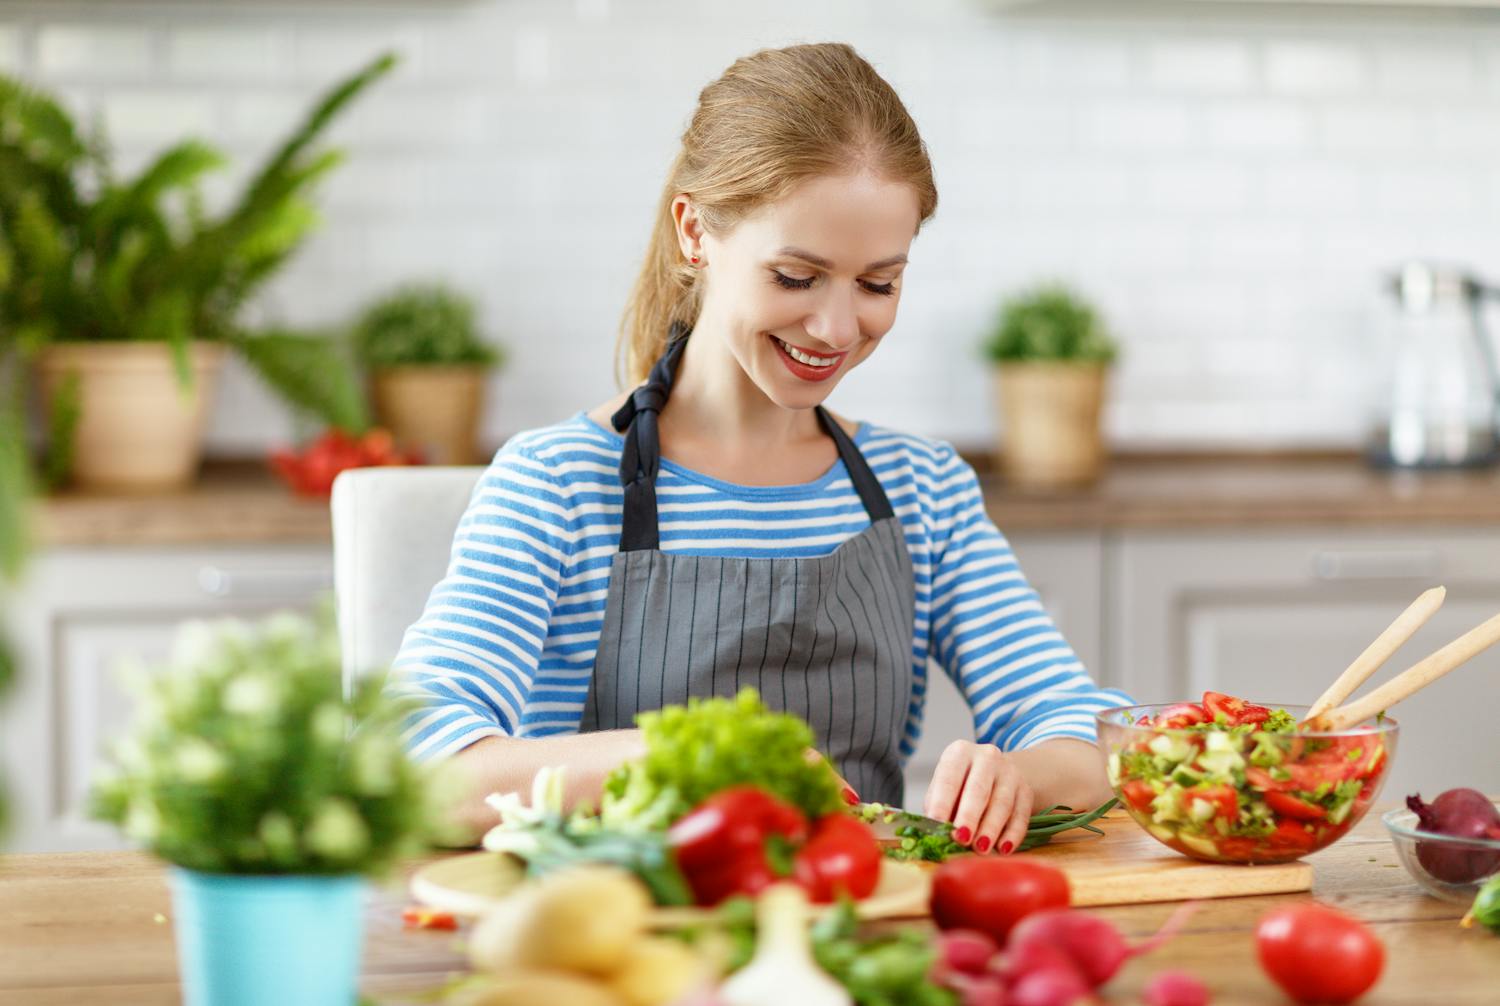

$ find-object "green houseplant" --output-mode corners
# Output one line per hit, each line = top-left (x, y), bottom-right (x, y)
(91, 607), (458, 1006)
(0, 54), (388, 491)
(352, 282), (503, 464)
(982, 284), (1119, 488)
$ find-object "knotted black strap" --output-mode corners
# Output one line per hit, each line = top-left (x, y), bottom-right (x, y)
(614, 323), (690, 551)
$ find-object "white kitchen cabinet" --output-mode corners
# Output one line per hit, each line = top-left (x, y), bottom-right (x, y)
(904, 531), (1105, 810)
(1, 545), (332, 853)
(1107, 528), (1500, 799)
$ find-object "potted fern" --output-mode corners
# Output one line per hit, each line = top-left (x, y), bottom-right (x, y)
(91, 608), (460, 1006)
(983, 284), (1119, 488)
(0, 54), (391, 492)
(352, 283), (502, 464)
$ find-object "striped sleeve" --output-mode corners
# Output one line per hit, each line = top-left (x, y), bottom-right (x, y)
(387, 441), (575, 761)
(925, 446), (1133, 751)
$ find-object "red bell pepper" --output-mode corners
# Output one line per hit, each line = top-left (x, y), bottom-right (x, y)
(793, 812), (883, 903)
(666, 786), (809, 906)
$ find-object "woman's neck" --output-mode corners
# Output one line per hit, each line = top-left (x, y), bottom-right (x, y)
(657, 323), (823, 458)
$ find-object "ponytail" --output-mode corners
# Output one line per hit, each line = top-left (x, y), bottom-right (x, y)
(617, 156), (703, 387)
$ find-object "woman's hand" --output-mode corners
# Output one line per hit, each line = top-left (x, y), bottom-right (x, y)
(804, 748), (861, 806)
(923, 739), (1034, 855)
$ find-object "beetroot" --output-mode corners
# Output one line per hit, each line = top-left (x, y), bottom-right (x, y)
(1407, 789), (1500, 883)
(1143, 969), (1210, 1006)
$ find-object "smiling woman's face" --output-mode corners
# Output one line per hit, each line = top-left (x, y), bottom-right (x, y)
(682, 171), (923, 411)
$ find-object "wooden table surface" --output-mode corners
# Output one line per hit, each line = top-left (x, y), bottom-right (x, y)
(2, 804), (1497, 1005)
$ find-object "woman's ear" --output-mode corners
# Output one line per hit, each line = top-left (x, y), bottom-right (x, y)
(671, 194), (705, 262)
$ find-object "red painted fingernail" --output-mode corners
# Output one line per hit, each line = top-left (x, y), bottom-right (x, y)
(1000, 840), (1014, 855)
(953, 826), (972, 845)
(975, 835), (992, 853)
(843, 787), (859, 806)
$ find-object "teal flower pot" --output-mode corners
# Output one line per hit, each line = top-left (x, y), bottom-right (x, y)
(169, 868), (366, 1006)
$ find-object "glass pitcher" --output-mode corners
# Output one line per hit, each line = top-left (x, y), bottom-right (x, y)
(1370, 262), (1500, 469)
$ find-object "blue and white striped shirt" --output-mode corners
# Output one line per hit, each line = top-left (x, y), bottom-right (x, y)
(391, 411), (1133, 761)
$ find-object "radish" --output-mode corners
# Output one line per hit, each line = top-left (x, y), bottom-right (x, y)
(1143, 969), (1210, 1006)
(937, 929), (1001, 977)
(1007, 966), (1094, 1006)
(944, 972), (1010, 1006)
(1002, 902), (1198, 990)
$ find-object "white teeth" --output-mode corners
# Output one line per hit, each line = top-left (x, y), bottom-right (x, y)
(775, 337), (838, 367)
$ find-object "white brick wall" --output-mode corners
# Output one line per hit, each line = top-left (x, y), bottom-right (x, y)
(4, 1), (1500, 453)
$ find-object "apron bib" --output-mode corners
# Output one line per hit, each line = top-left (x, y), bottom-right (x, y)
(581, 327), (916, 805)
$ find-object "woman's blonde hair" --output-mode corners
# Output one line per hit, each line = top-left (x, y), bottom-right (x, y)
(617, 42), (939, 387)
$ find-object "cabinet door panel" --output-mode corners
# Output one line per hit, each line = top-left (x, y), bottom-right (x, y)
(3, 546), (331, 852)
(1110, 528), (1500, 798)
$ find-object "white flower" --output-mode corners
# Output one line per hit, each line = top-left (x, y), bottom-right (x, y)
(305, 798), (370, 862)
(124, 797), (160, 843)
(311, 703), (347, 747)
(222, 674), (282, 717)
(258, 811), (298, 861)
(349, 735), (397, 795)
(174, 738), (227, 783)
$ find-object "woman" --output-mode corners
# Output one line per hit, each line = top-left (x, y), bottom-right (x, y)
(391, 42), (1131, 853)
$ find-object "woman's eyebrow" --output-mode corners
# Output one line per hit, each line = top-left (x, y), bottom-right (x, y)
(776, 247), (909, 271)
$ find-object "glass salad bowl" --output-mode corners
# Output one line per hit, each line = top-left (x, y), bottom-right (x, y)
(1384, 803), (1500, 904)
(1096, 697), (1399, 864)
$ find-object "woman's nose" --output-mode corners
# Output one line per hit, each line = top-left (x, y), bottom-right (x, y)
(804, 289), (862, 352)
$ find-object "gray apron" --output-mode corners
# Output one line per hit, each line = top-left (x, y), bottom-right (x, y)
(581, 327), (917, 805)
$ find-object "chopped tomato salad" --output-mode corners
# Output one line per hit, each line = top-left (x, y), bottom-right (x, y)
(1105, 692), (1392, 863)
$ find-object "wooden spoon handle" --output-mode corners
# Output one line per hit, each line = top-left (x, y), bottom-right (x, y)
(1309, 608), (1500, 732)
(1303, 586), (1446, 723)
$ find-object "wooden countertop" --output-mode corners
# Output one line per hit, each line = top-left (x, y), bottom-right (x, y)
(31, 452), (1500, 548)
(1, 803), (1496, 1005)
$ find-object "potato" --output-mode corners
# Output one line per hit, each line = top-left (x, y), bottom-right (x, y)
(452, 970), (625, 1006)
(468, 865), (652, 976)
(609, 936), (711, 1006)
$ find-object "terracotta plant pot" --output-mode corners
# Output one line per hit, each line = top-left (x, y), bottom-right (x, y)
(370, 366), (487, 465)
(36, 341), (226, 493)
(993, 363), (1109, 489)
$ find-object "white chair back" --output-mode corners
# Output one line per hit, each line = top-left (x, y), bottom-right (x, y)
(330, 466), (485, 694)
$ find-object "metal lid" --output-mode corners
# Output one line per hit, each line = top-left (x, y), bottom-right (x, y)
(1386, 261), (1484, 313)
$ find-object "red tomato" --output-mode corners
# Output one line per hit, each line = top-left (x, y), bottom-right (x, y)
(1256, 904), (1384, 1004)
(1267, 818), (1318, 852)
(1265, 790), (1326, 821)
(1202, 691), (1271, 726)
(1246, 766), (1292, 794)
(1156, 703), (1210, 729)
(793, 814), (883, 903)
(1122, 780), (1157, 813)
(1186, 783), (1239, 822)
(930, 857), (1071, 944)
(1216, 837), (1259, 859)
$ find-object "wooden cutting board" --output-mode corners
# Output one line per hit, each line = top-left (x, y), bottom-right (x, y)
(977, 809), (1314, 907)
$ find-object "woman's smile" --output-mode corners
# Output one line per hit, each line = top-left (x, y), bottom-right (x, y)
(770, 333), (848, 382)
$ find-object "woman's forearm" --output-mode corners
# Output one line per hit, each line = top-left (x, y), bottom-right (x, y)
(446, 728), (647, 845)
(1006, 737), (1114, 814)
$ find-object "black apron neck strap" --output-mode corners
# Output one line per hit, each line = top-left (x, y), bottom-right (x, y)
(814, 406), (894, 521)
(613, 323), (689, 552)
(614, 325), (895, 551)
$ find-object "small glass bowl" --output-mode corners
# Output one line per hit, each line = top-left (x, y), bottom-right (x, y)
(1383, 804), (1500, 904)
(1097, 702), (1398, 864)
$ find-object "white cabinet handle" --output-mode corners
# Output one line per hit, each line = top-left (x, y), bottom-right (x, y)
(1310, 549), (1441, 581)
(197, 566), (332, 599)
